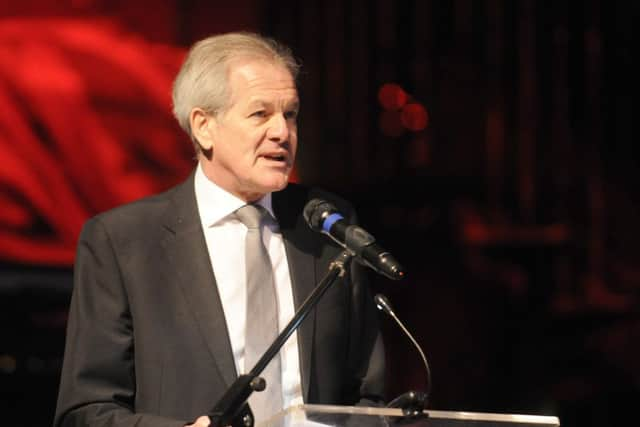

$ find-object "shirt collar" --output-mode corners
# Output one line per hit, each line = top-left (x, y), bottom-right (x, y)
(194, 162), (275, 227)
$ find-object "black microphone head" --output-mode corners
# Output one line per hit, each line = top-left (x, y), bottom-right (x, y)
(376, 252), (406, 281)
(303, 198), (337, 231)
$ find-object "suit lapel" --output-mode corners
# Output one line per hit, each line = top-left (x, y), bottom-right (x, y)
(273, 186), (317, 402)
(160, 174), (237, 388)
(158, 178), (317, 400)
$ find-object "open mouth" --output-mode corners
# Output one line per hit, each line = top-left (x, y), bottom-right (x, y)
(262, 154), (287, 162)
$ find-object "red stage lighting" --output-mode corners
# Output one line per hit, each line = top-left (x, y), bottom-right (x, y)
(401, 103), (429, 131)
(378, 83), (408, 111)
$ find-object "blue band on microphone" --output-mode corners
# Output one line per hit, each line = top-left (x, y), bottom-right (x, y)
(322, 213), (344, 233)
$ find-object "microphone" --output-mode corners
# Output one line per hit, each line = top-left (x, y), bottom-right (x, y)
(303, 199), (405, 280)
(375, 293), (431, 416)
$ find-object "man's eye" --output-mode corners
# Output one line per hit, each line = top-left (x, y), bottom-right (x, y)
(251, 111), (267, 118)
(285, 110), (298, 120)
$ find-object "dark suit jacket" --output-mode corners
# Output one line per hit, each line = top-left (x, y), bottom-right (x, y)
(54, 174), (385, 427)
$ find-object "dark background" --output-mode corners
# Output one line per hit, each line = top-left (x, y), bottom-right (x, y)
(1, 1), (638, 427)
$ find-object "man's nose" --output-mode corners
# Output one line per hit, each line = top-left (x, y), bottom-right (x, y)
(267, 114), (290, 142)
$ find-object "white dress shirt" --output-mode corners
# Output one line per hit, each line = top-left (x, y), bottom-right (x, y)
(194, 163), (304, 410)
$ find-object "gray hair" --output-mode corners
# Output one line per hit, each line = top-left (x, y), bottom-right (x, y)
(172, 32), (300, 151)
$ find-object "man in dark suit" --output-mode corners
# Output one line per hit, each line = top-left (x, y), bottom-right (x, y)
(54, 32), (384, 427)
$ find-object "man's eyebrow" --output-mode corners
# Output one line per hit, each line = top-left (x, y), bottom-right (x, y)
(247, 100), (268, 109)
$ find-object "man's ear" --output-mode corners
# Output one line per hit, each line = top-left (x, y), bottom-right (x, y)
(190, 108), (215, 152)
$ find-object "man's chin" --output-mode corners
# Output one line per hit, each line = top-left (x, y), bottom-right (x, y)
(263, 171), (292, 191)
(266, 179), (290, 193)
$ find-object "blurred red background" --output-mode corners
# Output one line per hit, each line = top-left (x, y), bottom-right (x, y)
(0, 18), (191, 264)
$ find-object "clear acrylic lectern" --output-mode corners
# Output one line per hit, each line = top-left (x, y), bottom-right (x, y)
(258, 404), (560, 427)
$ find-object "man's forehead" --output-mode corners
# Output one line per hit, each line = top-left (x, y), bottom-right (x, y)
(219, 57), (296, 110)
(246, 96), (300, 107)
(228, 57), (294, 85)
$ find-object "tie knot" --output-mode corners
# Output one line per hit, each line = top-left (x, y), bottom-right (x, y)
(235, 204), (268, 229)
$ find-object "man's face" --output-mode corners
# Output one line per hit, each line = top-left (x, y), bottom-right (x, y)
(198, 58), (299, 201)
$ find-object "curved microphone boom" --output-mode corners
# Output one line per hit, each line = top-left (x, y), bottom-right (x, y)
(375, 293), (431, 416)
(303, 199), (405, 280)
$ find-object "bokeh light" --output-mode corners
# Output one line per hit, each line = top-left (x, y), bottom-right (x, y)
(401, 103), (429, 131)
(378, 83), (408, 111)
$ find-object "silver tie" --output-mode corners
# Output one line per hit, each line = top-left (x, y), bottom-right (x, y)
(235, 204), (283, 423)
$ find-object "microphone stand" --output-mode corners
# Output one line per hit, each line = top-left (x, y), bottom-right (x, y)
(208, 250), (354, 427)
